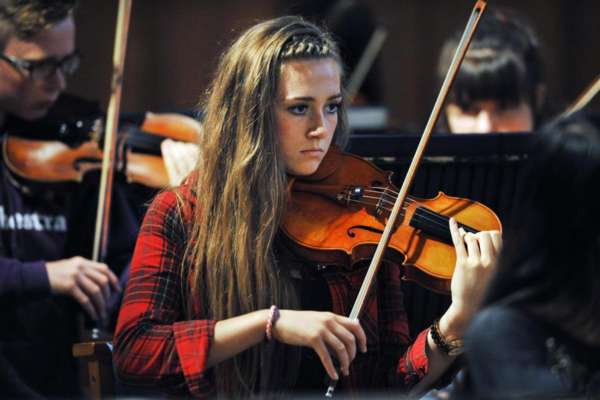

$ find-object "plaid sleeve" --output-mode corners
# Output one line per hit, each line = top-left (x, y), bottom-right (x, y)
(113, 189), (216, 397)
(397, 328), (430, 386)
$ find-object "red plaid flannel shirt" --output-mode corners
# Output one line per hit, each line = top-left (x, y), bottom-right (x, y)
(114, 181), (431, 397)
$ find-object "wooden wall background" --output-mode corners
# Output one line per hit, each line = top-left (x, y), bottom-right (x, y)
(70, 0), (600, 128)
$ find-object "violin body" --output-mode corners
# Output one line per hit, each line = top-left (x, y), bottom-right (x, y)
(282, 147), (501, 293)
(121, 112), (202, 188)
(2, 112), (202, 188)
(4, 137), (102, 183)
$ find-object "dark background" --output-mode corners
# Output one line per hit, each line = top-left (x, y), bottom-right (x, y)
(70, 0), (600, 128)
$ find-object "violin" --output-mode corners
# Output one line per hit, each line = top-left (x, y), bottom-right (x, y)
(282, 146), (501, 294)
(2, 111), (202, 189)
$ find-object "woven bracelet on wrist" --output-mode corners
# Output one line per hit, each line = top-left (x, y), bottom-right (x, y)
(430, 318), (465, 356)
(265, 305), (280, 342)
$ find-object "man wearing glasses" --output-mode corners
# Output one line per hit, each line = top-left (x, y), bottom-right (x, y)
(0, 1), (138, 397)
(0, 5), (80, 122)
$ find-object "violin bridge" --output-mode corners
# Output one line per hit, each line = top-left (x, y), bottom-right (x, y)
(375, 186), (388, 216)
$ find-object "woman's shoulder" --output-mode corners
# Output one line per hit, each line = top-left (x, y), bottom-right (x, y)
(466, 305), (550, 359)
(467, 305), (599, 357)
(463, 305), (600, 398)
(145, 172), (199, 227)
(468, 305), (539, 337)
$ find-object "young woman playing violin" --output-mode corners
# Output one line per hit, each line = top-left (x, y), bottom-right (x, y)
(114, 16), (501, 397)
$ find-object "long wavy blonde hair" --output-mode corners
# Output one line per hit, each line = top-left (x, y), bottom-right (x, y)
(182, 16), (348, 396)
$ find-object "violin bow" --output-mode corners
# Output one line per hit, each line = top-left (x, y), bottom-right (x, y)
(345, 26), (387, 101)
(558, 72), (600, 119)
(92, 0), (133, 262)
(324, 1), (487, 397)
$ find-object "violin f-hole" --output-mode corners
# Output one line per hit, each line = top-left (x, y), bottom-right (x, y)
(347, 225), (384, 238)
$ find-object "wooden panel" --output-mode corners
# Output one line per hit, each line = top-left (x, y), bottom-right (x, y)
(68, 1), (600, 124)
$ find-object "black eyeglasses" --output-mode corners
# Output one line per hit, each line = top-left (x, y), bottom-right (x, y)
(0, 51), (81, 80)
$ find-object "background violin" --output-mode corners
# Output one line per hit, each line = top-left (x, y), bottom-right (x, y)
(2, 111), (202, 189)
(282, 146), (502, 294)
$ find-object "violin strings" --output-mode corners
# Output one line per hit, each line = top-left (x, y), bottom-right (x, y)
(369, 186), (418, 202)
(363, 188), (418, 207)
(345, 185), (469, 234)
(346, 198), (453, 234)
(364, 187), (454, 228)
(361, 190), (413, 210)
(347, 194), (409, 215)
(359, 194), (397, 208)
(346, 198), (409, 218)
(347, 193), (456, 234)
(362, 189), (447, 226)
(360, 188), (441, 223)
(368, 185), (408, 198)
(369, 187), (432, 213)
(350, 200), (449, 236)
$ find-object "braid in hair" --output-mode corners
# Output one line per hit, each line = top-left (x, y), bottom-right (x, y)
(280, 32), (337, 61)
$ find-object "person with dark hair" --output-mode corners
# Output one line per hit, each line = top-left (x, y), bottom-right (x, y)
(114, 15), (501, 398)
(0, 1), (140, 397)
(437, 9), (546, 134)
(451, 115), (600, 398)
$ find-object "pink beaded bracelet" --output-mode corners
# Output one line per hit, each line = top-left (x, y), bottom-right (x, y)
(265, 305), (280, 341)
